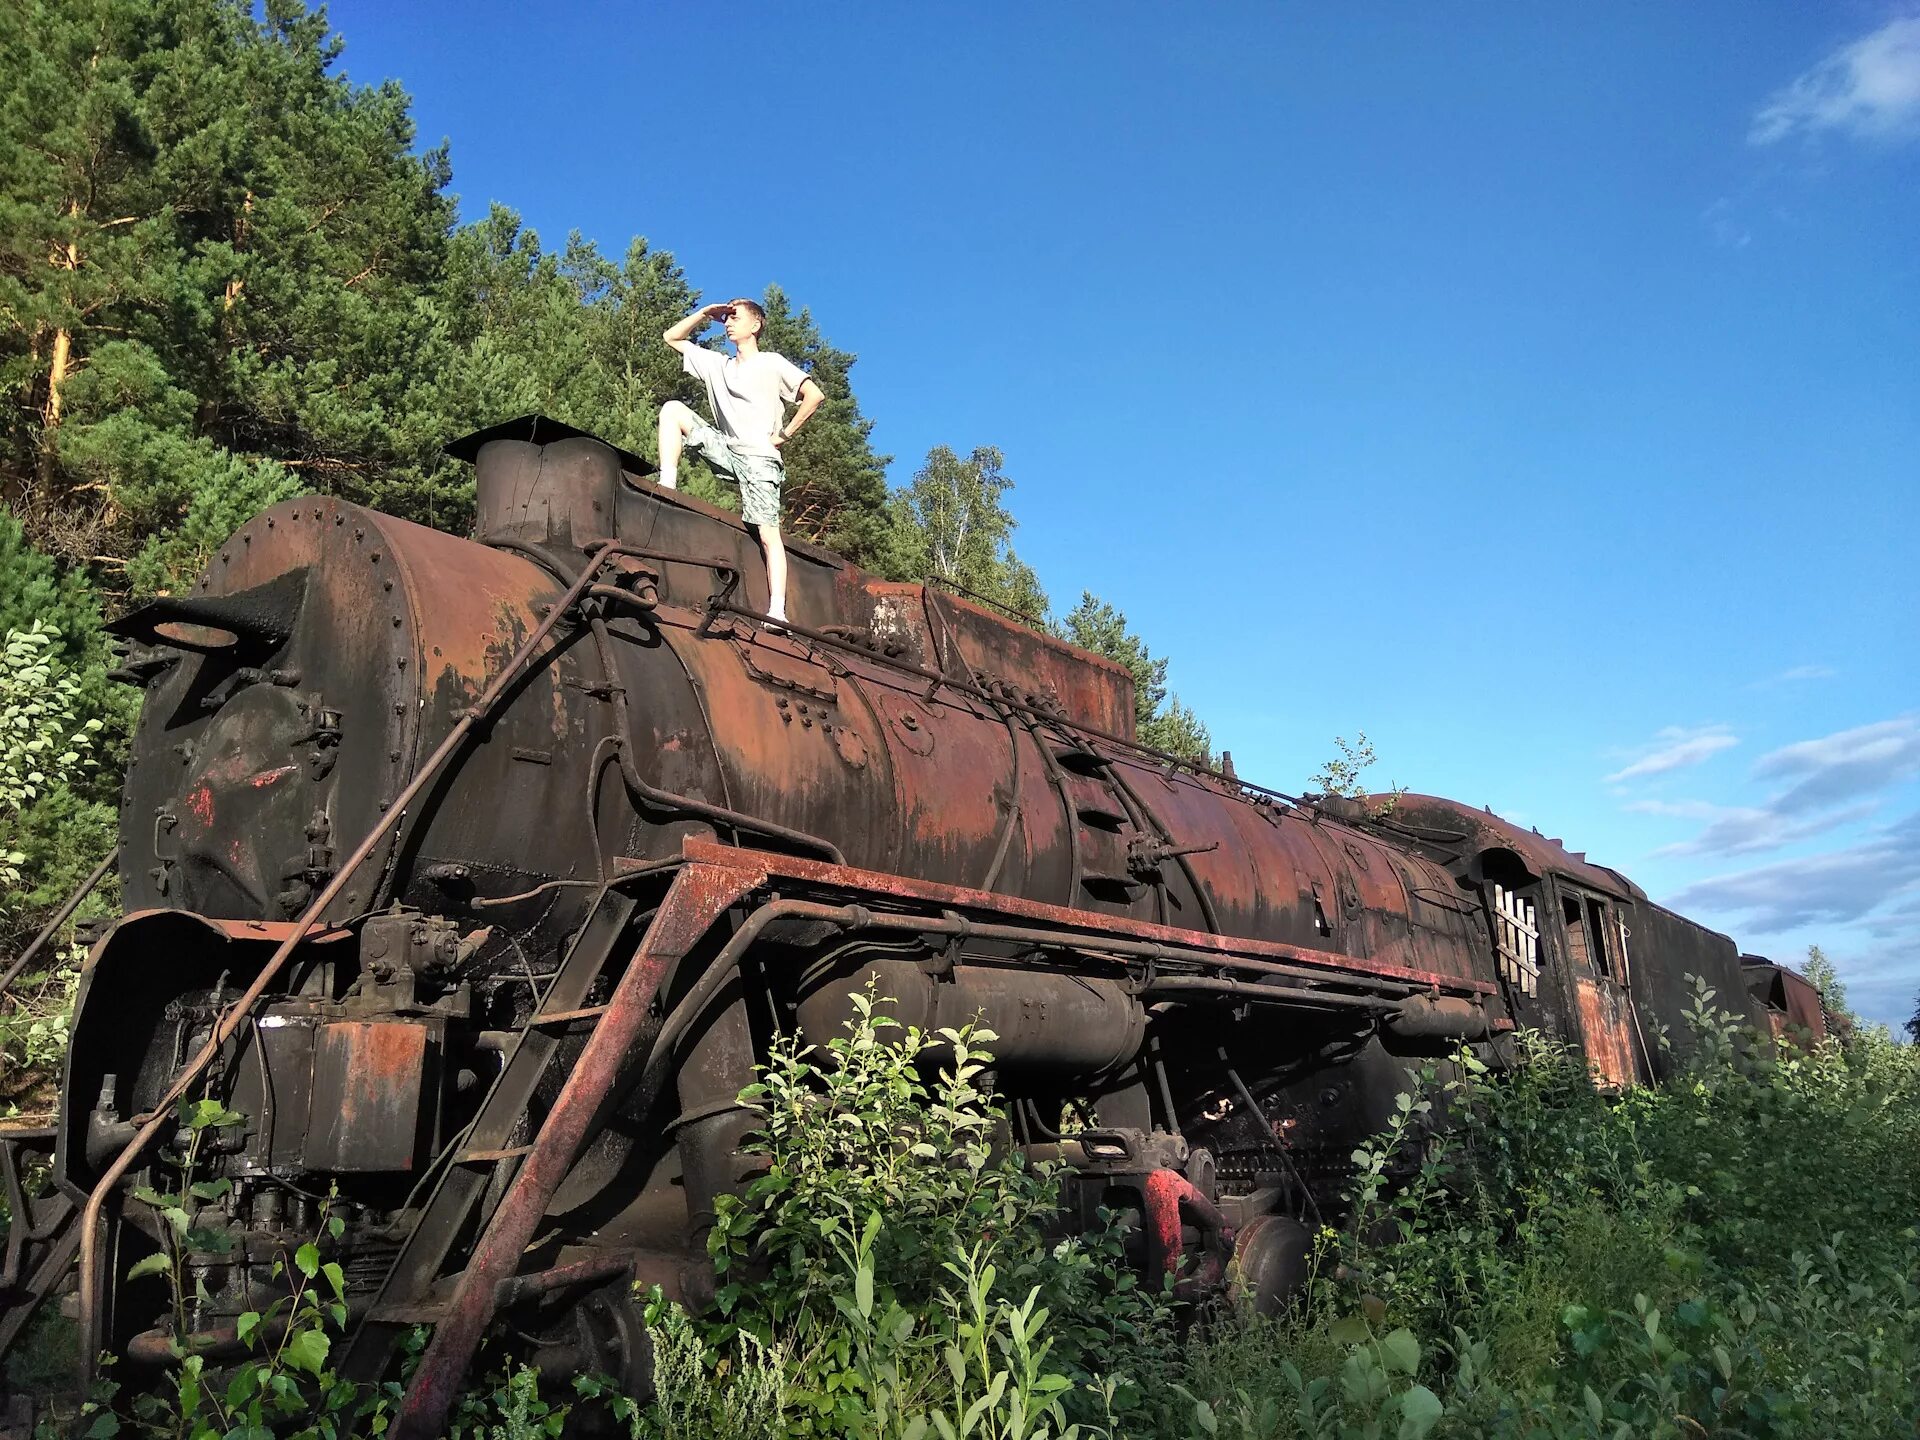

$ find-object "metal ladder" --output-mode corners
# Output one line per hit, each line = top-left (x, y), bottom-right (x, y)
(338, 883), (645, 1377)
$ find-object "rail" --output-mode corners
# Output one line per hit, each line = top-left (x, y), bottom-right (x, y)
(0, 847), (118, 999)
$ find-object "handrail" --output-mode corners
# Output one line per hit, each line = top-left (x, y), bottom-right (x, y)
(0, 847), (118, 998)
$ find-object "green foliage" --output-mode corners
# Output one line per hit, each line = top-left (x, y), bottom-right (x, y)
(0, 615), (117, 1111)
(0, 622), (102, 826)
(641, 985), (1178, 1437)
(1307, 733), (1377, 799)
(82, 1097), (398, 1438)
(1157, 990), (1920, 1440)
(1798, 944), (1852, 1027)
(890, 446), (1051, 623)
(72, 965), (1920, 1440)
(0, 0), (455, 576)
(1307, 733), (1403, 814)
(432, 207), (692, 526)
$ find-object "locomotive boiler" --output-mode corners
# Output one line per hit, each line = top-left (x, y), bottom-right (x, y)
(0, 416), (1794, 1432)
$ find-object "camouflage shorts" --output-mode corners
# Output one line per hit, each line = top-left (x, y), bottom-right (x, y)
(685, 420), (784, 527)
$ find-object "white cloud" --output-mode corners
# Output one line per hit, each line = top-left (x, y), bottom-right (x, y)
(1752, 715), (1920, 814)
(1652, 801), (1878, 859)
(1604, 726), (1738, 784)
(1751, 15), (1920, 146)
(1669, 810), (1920, 934)
(1628, 716), (1919, 859)
(1625, 798), (1735, 821)
(1749, 663), (1837, 688)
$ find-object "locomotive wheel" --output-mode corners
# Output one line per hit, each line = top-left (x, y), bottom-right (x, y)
(1229, 1214), (1312, 1316)
(519, 1280), (653, 1410)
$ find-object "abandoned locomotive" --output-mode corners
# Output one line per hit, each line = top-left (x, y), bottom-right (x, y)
(0, 416), (1802, 1431)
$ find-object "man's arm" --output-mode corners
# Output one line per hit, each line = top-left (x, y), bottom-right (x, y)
(663, 303), (730, 355)
(774, 378), (826, 447)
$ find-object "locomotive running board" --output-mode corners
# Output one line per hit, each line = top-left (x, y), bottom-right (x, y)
(670, 839), (1497, 999)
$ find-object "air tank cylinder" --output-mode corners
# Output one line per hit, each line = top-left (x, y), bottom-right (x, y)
(794, 958), (1145, 1076)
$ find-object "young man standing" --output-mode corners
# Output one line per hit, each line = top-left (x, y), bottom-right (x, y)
(659, 299), (824, 625)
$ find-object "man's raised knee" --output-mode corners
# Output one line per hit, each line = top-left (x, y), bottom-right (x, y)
(659, 399), (697, 433)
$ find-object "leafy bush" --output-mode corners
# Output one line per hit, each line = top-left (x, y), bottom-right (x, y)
(79, 1098), (399, 1440)
(1164, 983), (1920, 1439)
(643, 984), (1179, 1438)
(0, 618), (113, 1113)
(37, 970), (1920, 1440)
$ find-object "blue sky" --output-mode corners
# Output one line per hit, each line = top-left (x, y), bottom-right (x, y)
(326, 1), (1919, 1026)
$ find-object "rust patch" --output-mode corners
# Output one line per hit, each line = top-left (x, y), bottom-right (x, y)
(682, 839), (1497, 996)
(306, 1021), (433, 1173)
(185, 785), (214, 828)
(1574, 976), (1636, 1089)
(248, 764), (298, 789)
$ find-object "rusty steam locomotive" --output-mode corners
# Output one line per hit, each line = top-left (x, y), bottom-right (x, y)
(0, 416), (1805, 1431)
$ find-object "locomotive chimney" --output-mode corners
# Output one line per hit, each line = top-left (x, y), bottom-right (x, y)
(445, 414), (653, 553)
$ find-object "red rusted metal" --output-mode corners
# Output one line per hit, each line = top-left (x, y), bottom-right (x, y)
(394, 858), (762, 1440)
(1574, 976), (1637, 1090)
(1741, 956), (1837, 1048)
(1141, 1168), (1230, 1290)
(307, 1021), (434, 1173)
(1366, 794), (1648, 903)
(680, 839), (1496, 997)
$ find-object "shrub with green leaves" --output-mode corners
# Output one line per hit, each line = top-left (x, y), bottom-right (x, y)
(0, 618), (112, 1112)
(79, 1098), (398, 1440)
(644, 984), (1179, 1438)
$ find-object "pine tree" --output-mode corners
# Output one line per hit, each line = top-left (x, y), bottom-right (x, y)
(0, 0), (455, 592)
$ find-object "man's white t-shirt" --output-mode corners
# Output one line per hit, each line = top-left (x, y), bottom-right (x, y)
(681, 346), (808, 458)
